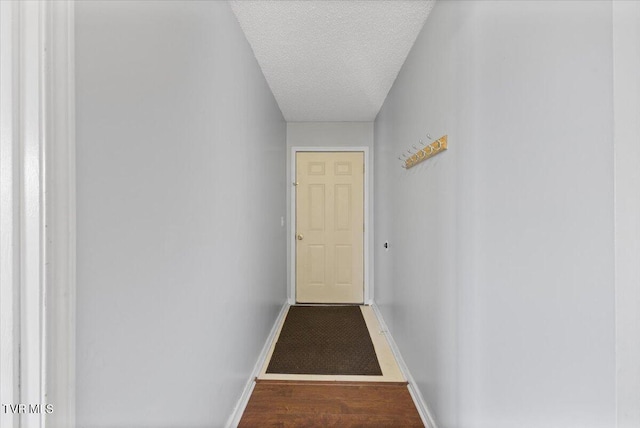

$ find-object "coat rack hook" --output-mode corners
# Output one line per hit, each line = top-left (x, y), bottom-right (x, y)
(399, 135), (448, 170)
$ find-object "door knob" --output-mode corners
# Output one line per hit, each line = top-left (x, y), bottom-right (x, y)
(297, 234), (304, 240)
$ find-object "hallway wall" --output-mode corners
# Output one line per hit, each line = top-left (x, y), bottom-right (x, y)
(374, 1), (615, 427)
(75, 2), (286, 426)
(613, 2), (640, 426)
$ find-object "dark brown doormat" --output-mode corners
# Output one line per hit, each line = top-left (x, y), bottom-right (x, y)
(266, 306), (382, 376)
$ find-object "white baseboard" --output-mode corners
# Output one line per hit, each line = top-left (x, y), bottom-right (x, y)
(225, 302), (290, 428)
(370, 303), (438, 428)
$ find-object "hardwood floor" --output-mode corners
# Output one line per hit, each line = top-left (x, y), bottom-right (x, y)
(238, 380), (424, 427)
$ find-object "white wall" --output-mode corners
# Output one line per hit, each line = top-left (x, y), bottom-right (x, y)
(75, 2), (286, 426)
(286, 122), (374, 302)
(613, 2), (640, 427)
(374, 2), (471, 424)
(375, 1), (616, 427)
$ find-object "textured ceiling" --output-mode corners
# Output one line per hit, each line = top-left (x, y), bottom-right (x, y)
(229, 1), (435, 122)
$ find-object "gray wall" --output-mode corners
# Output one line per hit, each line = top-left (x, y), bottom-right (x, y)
(75, 2), (286, 426)
(374, 1), (615, 427)
(613, 2), (640, 426)
(286, 122), (374, 302)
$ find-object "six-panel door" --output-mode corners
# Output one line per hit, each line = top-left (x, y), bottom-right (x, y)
(296, 152), (364, 303)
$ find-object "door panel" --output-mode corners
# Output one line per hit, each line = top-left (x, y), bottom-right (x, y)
(296, 152), (364, 303)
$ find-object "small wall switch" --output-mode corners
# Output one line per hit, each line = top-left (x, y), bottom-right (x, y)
(281, 216), (285, 227)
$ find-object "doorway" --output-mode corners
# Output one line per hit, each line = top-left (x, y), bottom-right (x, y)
(294, 151), (365, 303)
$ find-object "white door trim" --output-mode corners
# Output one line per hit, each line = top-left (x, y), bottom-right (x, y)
(0, 4), (23, 426)
(44, 2), (76, 427)
(289, 146), (372, 305)
(0, 2), (75, 426)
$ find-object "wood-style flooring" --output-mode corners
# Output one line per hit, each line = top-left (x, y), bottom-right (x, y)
(238, 380), (424, 427)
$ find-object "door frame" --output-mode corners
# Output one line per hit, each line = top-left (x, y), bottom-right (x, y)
(0, 2), (76, 427)
(289, 146), (372, 305)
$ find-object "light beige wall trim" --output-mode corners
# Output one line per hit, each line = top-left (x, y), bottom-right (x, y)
(289, 146), (372, 304)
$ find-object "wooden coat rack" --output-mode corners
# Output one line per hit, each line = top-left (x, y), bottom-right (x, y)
(403, 135), (448, 169)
